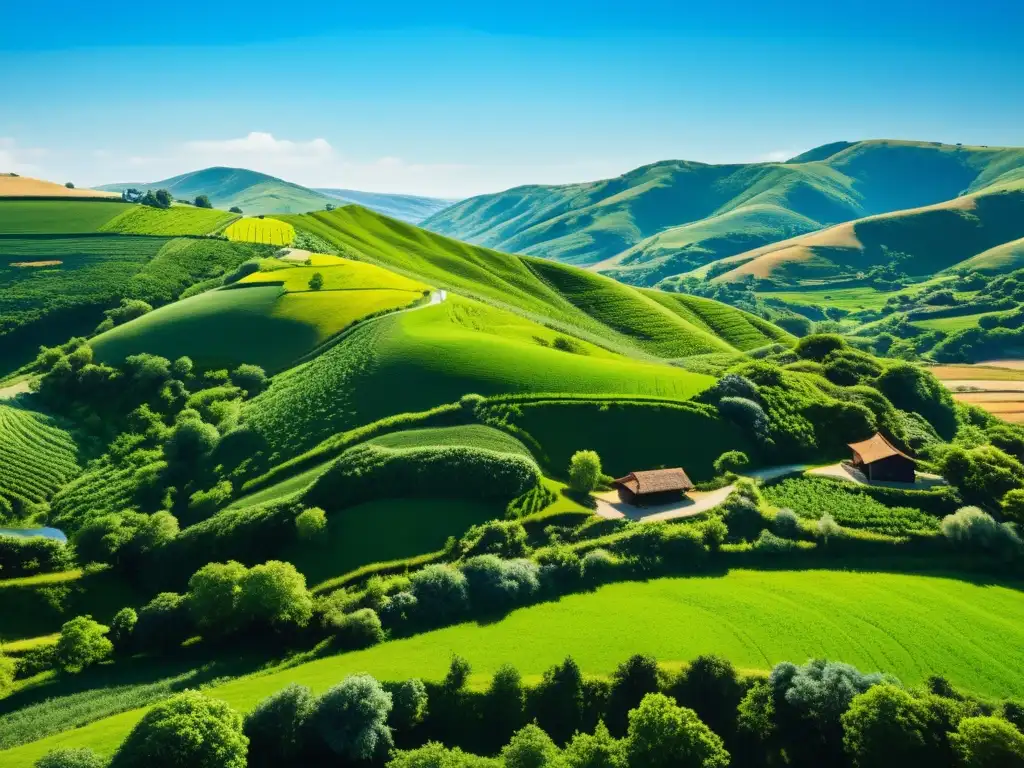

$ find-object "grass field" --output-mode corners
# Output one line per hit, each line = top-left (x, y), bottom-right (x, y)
(913, 312), (996, 332)
(0, 201), (130, 235)
(244, 296), (717, 461)
(0, 404), (80, 518)
(98, 205), (236, 236)
(6, 568), (1023, 765)
(366, 425), (532, 457)
(225, 217), (295, 246)
(759, 285), (898, 311)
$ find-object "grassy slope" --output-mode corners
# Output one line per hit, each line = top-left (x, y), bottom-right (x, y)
(98, 205), (235, 236)
(423, 141), (1024, 285)
(366, 424), (532, 457)
(0, 404), (80, 517)
(6, 569), (1024, 764)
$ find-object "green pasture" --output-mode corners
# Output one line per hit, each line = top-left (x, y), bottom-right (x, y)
(98, 205), (235, 236)
(759, 285), (897, 311)
(0, 201), (129, 235)
(366, 424), (532, 457)
(7, 569), (1024, 765)
(0, 404), (80, 519)
(912, 311), (994, 332)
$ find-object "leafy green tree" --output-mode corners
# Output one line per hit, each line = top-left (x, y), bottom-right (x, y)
(501, 723), (563, 768)
(296, 507), (327, 540)
(310, 674), (393, 761)
(409, 564), (469, 623)
(164, 414), (220, 467)
(483, 664), (527, 751)
(713, 450), (749, 475)
(231, 364), (267, 396)
(154, 189), (172, 208)
(110, 690), (248, 768)
(941, 506), (1021, 554)
(238, 560), (313, 629)
(668, 655), (744, 742)
(388, 742), (498, 767)
(607, 655), (663, 736)
(563, 722), (626, 768)
(194, 195), (212, 208)
(64, 182), (75, 189)
(841, 684), (931, 767)
(329, 607), (385, 649)
(35, 747), (106, 768)
(308, 272), (325, 291)
(109, 607), (138, 652)
(623, 693), (729, 768)
(1001, 489), (1024, 525)
(134, 592), (193, 652)
(170, 356), (194, 380)
(568, 450), (602, 493)
(950, 716), (1024, 767)
(229, 206), (243, 214)
(530, 657), (586, 745)
(244, 683), (316, 768)
(55, 616), (112, 673)
(385, 678), (429, 737)
(187, 560), (246, 634)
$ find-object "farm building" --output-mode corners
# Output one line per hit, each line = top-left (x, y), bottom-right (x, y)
(847, 433), (916, 483)
(613, 468), (694, 506)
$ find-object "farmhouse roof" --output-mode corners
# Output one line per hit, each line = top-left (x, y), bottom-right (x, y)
(848, 433), (912, 465)
(614, 468), (694, 494)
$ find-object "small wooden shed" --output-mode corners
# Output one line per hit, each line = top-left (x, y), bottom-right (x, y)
(848, 433), (916, 483)
(613, 468), (694, 506)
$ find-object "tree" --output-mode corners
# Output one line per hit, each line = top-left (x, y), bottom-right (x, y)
(713, 450), (749, 475)
(530, 657), (586, 745)
(35, 748), (106, 768)
(950, 716), (1024, 767)
(310, 674), (393, 761)
(564, 722), (626, 768)
(388, 742), (498, 767)
(329, 607), (385, 649)
(501, 724), (562, 768)
(409, 564), (469, 623)
(164, 415), (219, 468)
(155, 188), (172, 208)
(170, 356), (194, 380)
(244, 683), (316, 768)
(296, 507), (327, 540)
(195, 194), (212, 208)
(1001, 489), (1024, 525)
(64, 182), (75, 189)
(110, 690), (248, 768)
(817, 512), (842, 544)
(325, 203), (336, 211)
(308, 272), (325, 291)
(55, 616), (112, 673)
(841, 684), (931, 767)
(231, 364), (267, 396)
(568, 450), (602, 494)
(385, 678), (429, 737)
(187, 560), (246, 634)
(109, 607), (138, 652)
(795, 334), (846, 361)
(624, 693), (730, 768)
(669, 655), (744, 742)
(135, 592), (193, 652)
(237, 560), (313, 629)
(607, 654), (663, 736)
(941, 506), (1021, 554)
(483, 664), (527, 750)
(229, 206), (243, 214)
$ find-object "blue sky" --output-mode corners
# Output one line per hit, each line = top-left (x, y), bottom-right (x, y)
(2, 0), (1022, 197)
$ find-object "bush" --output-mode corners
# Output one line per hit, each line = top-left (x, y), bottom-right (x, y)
(772, 508), (800, 538)
(308, 272), (324, 291)
(458, 520), (529, 559)
(705, 373), (759, 403)
(186, 560), (246, 635)
(135, 592), (193, 652)
(110, 690), (248, 768)
(716, 397), (770, 443)
(1001, 489), (1024, 525)
(713, 450), (748, 475)
(195, 195), (212, 209)
(752, 529), (800, 553)
(875, 364), (957, 438)
(310, 674), (393, 761)
(409, 564), (469, 623)
(938, 445), (1024, 508)
(386, 678), (429, 735)
(0, 535), (71, 577)
(231, 364), (267, 396)
(295, 507), (327, 541)
(243, 683), (316, 768)
(501, 723), (561, 768)
(329, 607), (385, 649)
(388, 743), (498, 767)
(581, 548), (618, 585)
(569, 450), (602, 493)
(795, 334), (846, 361)
(624, 693), (730, 768)
(563, 721), (626, 768)
(461, 555), (540, 611)
(841, 684), (931, 767)
(950, 716), (1024, 767)
(35, 748), (106, 768)
(237, 561), (313, 630)
(941, 506), (1021, 554)
(109, 607), (137, 652)
(55, 616), (112, 674)
(816, 512), (842, 543)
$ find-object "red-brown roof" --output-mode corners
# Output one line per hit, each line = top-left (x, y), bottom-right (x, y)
(614, 468), (694, 495)
(848, 433), (913, 465)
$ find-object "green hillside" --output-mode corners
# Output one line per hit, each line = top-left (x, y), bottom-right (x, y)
(0, 404), (80, 520)
(423, 140), (1024, 285)
(315, 188), (455, 223)
(98, 204), (236, 236)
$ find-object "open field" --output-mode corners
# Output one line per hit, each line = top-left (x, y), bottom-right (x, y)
(366, 424), (532, 457)
(0, 201), (130, 234)
(930, 364), (1024, 381)
(225, 217), (295, 246)
(0, 404), (80, 517)
(5, 568), (1023, 765)
(913, 311), (995, 332)
(98, 205), (236, 236)
(239, 258), (428, 293)
(0, 176), (119, 199)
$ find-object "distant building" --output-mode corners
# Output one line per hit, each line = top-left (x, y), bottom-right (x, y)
(613, 468), (694, 506)
(847, 433), (916, 483)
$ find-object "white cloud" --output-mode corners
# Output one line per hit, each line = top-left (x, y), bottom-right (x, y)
(760, 149), (795, 162)
(0, 138), (48, 176)
(183, 132), (334, 169)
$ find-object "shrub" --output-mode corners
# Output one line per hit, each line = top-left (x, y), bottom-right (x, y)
(195, 195), (212, 209)
(308, 272), (324, 291)
(231, 364), (267, 396)
(772, 508), (800, 538)
(841, 684), (931, 767)
(535, 545), (583, 590)
(460, 555), (541, 611)
(949, 716), (1024, 767)
(110, 690), (248, 768)
(55, 616), (112, 674)
(459, 520), (529, 558)
(716, 397), (770, 443)
(816, 512), (842, 543)
(0, 535), (71, 577)
(700, 517), (728, 552)
(229, 206), (243, 214)
(135, 592), (193, 652)
(938, 445), (1024, 507)
(409, 564), (469, 623)
(752, 530), (800, 554)
(186, 560), (246, 635)
(388, 743), (498, 767)
(795, 334), (846, 361)
(623, 693), (730, 768)
(310, 674), (393, 761)
(35, 748), (106, 768)
(1001, 489), (1024, 525)
(109, 607), (137, 652)
(563, 721), (626, 768)
(668, 655), (744, 742)
(941, 506), (1021, 554)
(606, 654), (663, 736)
(501, 723), (562, 768)
(329, 607), (385, 649)
(385, 678), (429, 734)
(569, 450), (602, 493)
(295, 507), (327, 541)
(581, 548), (618, 585)
(705, 373), (759, 403)
(875, 364), (957, 438)
(243, 683), (316, 768)
(237, 560), (313, 630)
(713, 450), (748, 475)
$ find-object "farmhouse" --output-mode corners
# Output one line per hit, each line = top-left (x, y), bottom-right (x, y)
(847, 433), (916, 483)
(613, 468), (694, 506)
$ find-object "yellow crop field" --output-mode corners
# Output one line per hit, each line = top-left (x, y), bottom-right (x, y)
(239, 258), (429, 293)
(225, 217), (295, 246)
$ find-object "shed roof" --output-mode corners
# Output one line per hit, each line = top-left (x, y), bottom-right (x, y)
(614, 468), (694, 495)
(848, 433), (913, 465)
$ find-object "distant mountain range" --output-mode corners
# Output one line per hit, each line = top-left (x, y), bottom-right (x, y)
(97, 167), (454, 222)
(422, 140), (1024, 286)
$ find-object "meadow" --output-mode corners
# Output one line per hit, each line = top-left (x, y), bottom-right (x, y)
(366, 424), (532, 457)
(0, 201), (129, 234)
(913, 311), (995, 332)
(0, 404), (80, 519)
(225, 217), (295, 246)
(5, 568), (1023, 765)
(98, 205), (236, 236)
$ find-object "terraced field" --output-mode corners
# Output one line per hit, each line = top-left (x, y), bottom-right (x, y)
(98, 205), (236, 236)
(367, 424), (532, 457)
(225, 217), (295, 246)
(0, 404), (80, 518)
(5, 569), (1022, 766)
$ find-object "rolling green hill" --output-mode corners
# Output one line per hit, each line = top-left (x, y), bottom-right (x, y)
(423, 140), (1024, 286)
(315, 188), (455, 223)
